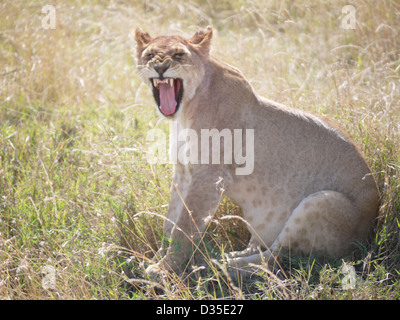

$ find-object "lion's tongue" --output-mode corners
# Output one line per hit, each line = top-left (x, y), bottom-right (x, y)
(159, 82), (177, 115)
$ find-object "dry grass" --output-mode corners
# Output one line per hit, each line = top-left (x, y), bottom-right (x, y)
(0, 0), (399, 299)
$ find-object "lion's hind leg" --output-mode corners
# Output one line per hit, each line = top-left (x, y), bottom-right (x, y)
(226, 190), (361, 277)
(272, 190), (361, 257)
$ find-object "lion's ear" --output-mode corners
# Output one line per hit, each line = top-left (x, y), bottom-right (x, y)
(189, 26), (213, 53)
(134, 28), (152, 48)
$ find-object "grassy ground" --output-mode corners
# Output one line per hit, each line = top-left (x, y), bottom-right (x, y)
(1, 0), (399, 299)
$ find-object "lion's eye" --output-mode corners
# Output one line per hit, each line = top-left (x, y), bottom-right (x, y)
(173, 52), (185, 58)
(145, 53), (154, 60)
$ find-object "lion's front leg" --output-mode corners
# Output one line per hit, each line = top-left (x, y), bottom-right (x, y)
(146, 168), (225, 277)
(152, 171), (189, 261)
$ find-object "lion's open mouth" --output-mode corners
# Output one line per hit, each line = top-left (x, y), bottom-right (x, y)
(151, 78), (183, 116)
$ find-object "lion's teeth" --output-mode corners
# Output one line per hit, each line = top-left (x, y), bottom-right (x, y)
(153, 78), (174, 87)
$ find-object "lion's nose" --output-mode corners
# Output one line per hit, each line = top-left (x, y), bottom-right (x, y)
(154, 62), (170, 77)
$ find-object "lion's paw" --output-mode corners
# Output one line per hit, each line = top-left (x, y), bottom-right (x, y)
(145, 263), (166, 281)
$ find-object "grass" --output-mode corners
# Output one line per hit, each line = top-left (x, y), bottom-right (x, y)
(0, 0), (399, 299)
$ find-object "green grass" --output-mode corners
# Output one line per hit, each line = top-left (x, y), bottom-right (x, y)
(1, 0), (399, 299)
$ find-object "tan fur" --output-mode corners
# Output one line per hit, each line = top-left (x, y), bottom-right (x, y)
(134, 27), (380, 278)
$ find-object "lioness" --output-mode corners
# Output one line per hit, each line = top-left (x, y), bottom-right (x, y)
(134, 27), (379, 278)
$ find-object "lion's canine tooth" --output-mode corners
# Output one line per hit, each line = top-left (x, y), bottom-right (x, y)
(153, 78), (173, 87)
